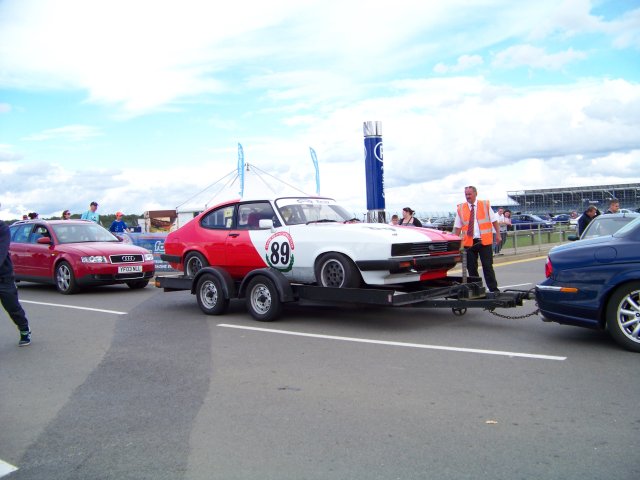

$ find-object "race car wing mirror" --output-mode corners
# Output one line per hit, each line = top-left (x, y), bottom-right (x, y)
(259, 219), (275, 231)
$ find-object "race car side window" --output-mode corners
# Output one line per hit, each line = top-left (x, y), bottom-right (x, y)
(201, 205), (234, 230)
(237, 202), (277, 230)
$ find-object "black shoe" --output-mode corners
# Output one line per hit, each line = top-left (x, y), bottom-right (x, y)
(19, 330), (31, 347)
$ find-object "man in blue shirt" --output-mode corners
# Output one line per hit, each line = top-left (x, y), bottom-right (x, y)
(81, 201), (99, 223)
(109, 212), (128, 233)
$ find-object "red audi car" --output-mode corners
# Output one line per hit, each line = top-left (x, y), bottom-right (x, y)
(9, 220), (155, 294)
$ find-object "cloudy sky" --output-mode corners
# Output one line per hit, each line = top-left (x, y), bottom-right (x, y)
(1, 0), (639, 220)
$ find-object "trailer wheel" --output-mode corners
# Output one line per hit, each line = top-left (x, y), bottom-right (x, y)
(196, 273), (229, 315)
(452, 307), (467, 316)
(246, 275), (282, 322)
(184, 252), (208, 277)
(606, 281), (640, 353)
(315, 253), (361, 288)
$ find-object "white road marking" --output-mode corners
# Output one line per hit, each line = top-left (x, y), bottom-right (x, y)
(20, 300), (127, 315)
(499, 283), (533, 289)
(0, 459), (17, 477)
(217, 324), (567, 361)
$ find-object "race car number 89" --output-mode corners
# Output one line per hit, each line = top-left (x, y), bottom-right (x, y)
(265, 232), (295, 272)
(270, 241), (290, 265)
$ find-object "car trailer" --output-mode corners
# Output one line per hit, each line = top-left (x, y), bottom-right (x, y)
(154, 265), (535, 322)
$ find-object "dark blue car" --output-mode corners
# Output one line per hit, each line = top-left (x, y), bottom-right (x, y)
(510, 214), (554, 230)
(536, 216), (640, 352)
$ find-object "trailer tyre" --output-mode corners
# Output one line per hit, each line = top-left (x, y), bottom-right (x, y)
(606, 281), (640, 353)
(184, 252), (208, 277)
(196, 273), (229, 315)
(315, 252), (361, 288)
(246, 275), (282, 322)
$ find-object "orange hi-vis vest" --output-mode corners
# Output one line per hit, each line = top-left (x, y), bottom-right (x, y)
(457, 200), (494, 247)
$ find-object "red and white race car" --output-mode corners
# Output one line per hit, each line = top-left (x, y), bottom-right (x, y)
(163, 197), (461, 287)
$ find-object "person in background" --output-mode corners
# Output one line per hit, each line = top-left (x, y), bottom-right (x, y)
(62, 209), (71, 220)
(22, 215), (28, 220)
(493, 207), (509, 255)
(81, 201), (99, 223)
(577, 205), (600, 235)
(577, 205), (600, 234)
(398, 207), (423, 227)
(605, 199), (620, 214)
(501, 210), (512, 250)
(453, 186), (501, 293)
(28, 212), (38, 220)
(109, 212), (128, 233)
(389, 214), (399, 226)
(0, 203), (31, 346)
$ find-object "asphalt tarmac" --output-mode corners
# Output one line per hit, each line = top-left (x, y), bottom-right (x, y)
(1, 258), (638, 480)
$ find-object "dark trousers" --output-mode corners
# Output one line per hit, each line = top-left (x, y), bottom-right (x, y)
(466, 240), (499, 292)
(0, 277), (30, 331)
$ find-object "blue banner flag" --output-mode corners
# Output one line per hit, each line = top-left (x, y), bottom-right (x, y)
(309, 147), (320, 195)
(363, 121), (385, 210)
(237, 143), (245, 198)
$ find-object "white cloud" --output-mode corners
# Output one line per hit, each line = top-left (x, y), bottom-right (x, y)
(22, 125), (102, 142)
(0, 0), (569, 115)
(434, 54), (484, 74)
(0, 103), (10, 113)
(492, 44), (587, 70)
(0, 144), (22, 162)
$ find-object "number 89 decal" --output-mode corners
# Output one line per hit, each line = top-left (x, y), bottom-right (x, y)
(264, 232), (295, 272)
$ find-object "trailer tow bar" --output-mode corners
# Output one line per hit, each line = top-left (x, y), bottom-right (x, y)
(486, 288), (539, 320)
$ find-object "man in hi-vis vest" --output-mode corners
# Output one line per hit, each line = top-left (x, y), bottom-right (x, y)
(453, 186), (501, 293)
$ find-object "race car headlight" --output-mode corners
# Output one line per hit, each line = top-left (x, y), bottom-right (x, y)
(144, 253), (154, 261)
(81, 255), (108, 263)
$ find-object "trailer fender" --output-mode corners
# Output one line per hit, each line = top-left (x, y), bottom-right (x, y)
(191, 266), (236, 299)
(238, 268), (295, 303)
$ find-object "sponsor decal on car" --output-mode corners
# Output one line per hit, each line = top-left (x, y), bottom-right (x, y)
(264, 231), (295, 272)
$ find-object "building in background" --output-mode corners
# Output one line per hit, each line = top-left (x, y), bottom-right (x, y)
(507, 183), (640, 214)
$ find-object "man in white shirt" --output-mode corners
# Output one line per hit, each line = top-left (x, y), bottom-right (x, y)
(453, 186), (501, 293)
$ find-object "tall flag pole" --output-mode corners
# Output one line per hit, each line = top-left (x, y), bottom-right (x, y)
(309, 147), (320, 195)
(237, 143), (245, 198)
(363, 121), (385, 223)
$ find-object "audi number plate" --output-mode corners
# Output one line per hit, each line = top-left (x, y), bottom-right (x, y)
(118, 265), (143, 274)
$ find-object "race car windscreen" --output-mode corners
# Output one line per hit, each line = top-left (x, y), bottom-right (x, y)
(276, 198), (352, 225)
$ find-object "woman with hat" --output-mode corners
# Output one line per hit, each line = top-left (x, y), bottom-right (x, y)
(399, 207), (422, 227)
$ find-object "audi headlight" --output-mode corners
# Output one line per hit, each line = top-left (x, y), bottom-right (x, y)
(81, 256), (108, 263)
(144, 253), (154, 261)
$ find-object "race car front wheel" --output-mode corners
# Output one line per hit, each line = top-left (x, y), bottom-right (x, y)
(315, 253), (361, 288)
(606, 281), (640, 353)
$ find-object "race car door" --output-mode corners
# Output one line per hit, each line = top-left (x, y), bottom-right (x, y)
(224, 201), (275, 277)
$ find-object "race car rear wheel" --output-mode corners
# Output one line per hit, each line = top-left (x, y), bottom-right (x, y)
(606, 281), (640, 353)
(184, 252), (208, 277)
(246, 275), (282, 322)
(55, 261), (79, 294)
(196, 273), (229, 315)
(315, 252), (361, 288)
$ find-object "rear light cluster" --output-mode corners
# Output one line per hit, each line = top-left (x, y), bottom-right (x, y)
(545, 257), (553, 278)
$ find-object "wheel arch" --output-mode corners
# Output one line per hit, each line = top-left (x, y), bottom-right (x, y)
(191, 266), (236, 299)
(238, 268), (294, 302)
